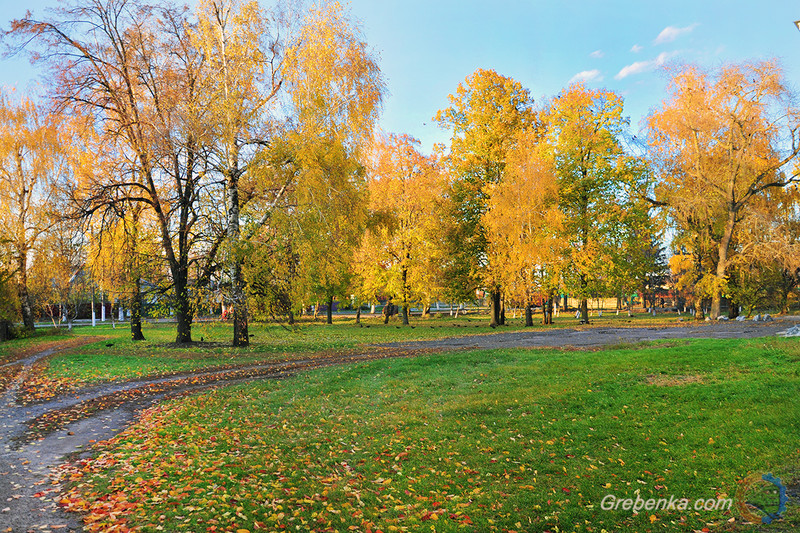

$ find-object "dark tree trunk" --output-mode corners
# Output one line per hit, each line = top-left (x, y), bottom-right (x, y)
(711, 210), (736, 319)
(326, 295), (333, 325)
(524, 304), (533, 327)
(401, 266), (410, 326)
(130, 277), (145, 341)
(288, 309), (295, 325)
(0, 319), (11, 341)
(779, 268), (798, 314)
(355, 307), (361, 324)
(231, 268), (249, 346)
(227, 174), (249, 347)
(16, 253), (35, 334)
(500, 297), (506, 325)
(490, 288), (501, 327)
(579, 272), (589, 323)
(543, 294), (554, 325)
(174, 267), (193, 343)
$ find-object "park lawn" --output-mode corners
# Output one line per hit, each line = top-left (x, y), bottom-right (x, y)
(61, 337), (799, 532)
(0, 330), (75, 364)
(41, 312), (687, 386)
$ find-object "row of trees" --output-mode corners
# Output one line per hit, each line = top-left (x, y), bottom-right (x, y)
(1, 0), (384, 345)
(1, 0), (799, 345)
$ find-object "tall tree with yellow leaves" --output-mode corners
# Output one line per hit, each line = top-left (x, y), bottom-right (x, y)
(435, 68), (535, 326)
(483, 131), (563, 326)
(547, 83), (651, 324)
(648, 60), (800, 318)
(280, 0), (384, 324)
(0, 94), (70, 334)
(9, 0), (225, 343)
(359, 133), (445, 326)
(193, 0), (289, 346)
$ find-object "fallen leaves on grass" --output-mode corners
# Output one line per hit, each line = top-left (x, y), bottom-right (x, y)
(19, 348), (439, 445)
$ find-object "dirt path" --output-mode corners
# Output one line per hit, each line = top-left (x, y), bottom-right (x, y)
(0, 319), (796, 532)
(376, 316), (799, 351)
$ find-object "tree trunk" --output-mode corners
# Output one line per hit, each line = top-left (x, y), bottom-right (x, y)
(695, 301), (705, 320)
(542, 298), (549, 325)
(16, 251), (35, 334)
(778, 268), (796, 314)
(578, 269), (590, 323)
(227, 174), (249, 347)
(544, 293), (554, 325)
(711, 208), (736, 319)
(401, 266), (410, 326)
(728, 299), (739, 320)
(489, 288), (501, 327)
(355, 307), (361, 324)
(288, 309), (295, 325)
(130, 277), (145, 341)
(500, 297), (506, 325)
(231, 260), (249, 346)
(524, 304), (533, 326)
(326, 295), (333, 325)
(174, 268), (193, 343)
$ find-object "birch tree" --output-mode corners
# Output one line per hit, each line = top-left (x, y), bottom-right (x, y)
(193, 0), (288, 345)
(0, 95), (69, 334)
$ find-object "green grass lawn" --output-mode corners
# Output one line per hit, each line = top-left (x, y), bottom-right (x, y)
(33, 311), (688, 386)
(61, 337), (800, 532)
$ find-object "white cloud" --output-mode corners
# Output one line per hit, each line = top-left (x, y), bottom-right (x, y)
(590, 50), (604, 59)
(569, 69), (604, 84)
(654, 23), (698, 45)
(614, 52), (672, 80)
(630, 44), (643, 53)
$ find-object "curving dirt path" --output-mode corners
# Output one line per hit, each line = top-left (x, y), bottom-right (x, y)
(0, 319), (796, 532)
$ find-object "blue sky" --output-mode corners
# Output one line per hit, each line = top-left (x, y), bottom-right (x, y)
(4, 1), (800, 153)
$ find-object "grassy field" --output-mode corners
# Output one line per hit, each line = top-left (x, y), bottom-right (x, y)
(60, 336), (800, 532)
(4, 311), (691, 388)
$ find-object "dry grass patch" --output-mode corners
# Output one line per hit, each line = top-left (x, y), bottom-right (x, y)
(646, 373), (705, 387)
